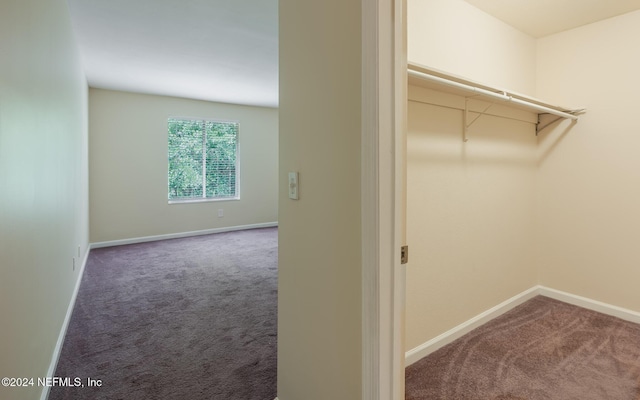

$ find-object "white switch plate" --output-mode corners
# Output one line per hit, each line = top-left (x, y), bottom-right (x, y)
(288, 172), (299, 200)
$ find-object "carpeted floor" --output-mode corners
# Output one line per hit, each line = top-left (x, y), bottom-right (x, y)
(406, 295), (640, 400)
(50, 227), (277, 400)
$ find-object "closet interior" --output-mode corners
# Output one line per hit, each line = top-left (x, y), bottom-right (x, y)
(405, 0), (640, 367)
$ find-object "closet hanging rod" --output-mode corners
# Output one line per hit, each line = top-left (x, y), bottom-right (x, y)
(407, 69), (580, 121)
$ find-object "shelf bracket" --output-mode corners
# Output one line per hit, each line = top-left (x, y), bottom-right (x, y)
(463, 97), (494, 142)
(537, 109), (586, 135)
(536, 114), (564, 135)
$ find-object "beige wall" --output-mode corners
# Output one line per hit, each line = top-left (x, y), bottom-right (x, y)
(406, 85), (538, 350)
(89, 89), (278, 243)
(278, 0), (362, 399)
(406, 0), (539, 351)
(408, 0), (536, 96)
(0, 1), (89, 399)
(536, 10), (640, 312)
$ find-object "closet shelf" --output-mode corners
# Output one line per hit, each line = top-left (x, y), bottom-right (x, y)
(408, 63), (585, 136)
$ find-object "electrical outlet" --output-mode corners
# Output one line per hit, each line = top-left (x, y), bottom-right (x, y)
(218, 209), (224, 218)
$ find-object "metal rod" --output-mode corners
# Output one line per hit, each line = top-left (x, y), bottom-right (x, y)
(408, 98), (537, 126)
(408, 69), (579, 121)
(463, 98), (468, 142)
(508, 96), (578, 120)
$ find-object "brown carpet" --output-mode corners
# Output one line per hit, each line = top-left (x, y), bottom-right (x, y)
(406, 296), (640, 400)
(49, 227), (277, 400)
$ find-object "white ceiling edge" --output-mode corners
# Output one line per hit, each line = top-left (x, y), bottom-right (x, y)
(66, 0), (279, 108)
(85, 61), (279, 109)
(463, 0), (640, 38)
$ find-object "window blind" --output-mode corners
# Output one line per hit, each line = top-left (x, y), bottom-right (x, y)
(168, 118), (239, 201)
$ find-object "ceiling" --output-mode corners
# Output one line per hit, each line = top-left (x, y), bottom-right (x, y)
(66, 1), (640, 108)
(66, 0), (278, 108)
(463, 0), (640, 38)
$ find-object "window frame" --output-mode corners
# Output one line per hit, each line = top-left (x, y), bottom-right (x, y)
(167, 116), (241, 204)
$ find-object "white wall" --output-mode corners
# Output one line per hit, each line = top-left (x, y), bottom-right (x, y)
(278, 0), (362, 399)
(408, 0), (536, 96)
(536, 10), (640, 312)
(406, 0), (539, 351)
(0, 1), (89, 399)
(89, 88), (278, 243)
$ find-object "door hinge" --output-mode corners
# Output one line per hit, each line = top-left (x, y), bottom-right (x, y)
(400, 245), (408, 264)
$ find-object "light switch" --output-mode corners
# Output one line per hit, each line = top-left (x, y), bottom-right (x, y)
(288, 172), (299, 200)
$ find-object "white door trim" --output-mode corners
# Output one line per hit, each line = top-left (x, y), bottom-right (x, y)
(361, 0), (406, 398)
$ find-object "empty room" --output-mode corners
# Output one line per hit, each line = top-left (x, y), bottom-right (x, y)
(5, 0), (640, 400)
(2, 0), (278, 399)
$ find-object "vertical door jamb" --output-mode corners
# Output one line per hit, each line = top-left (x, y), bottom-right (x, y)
(361, 0), (406, 398)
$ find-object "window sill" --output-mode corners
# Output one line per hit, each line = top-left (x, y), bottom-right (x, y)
(168, 197), (240, 205)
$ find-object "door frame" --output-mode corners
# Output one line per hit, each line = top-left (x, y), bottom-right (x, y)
(361, 0), (407, 398)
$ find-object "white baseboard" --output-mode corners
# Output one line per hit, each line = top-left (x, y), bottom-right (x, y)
(538, 286), (640, 325)
(405, 285), (640, 367)
(90, 222), (279, 249)
(405, 286), (540, 366)
(40, 247), (90, 400)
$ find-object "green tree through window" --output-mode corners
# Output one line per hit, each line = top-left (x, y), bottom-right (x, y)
(168, 118), (239, 201)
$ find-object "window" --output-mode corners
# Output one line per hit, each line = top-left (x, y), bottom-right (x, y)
(168, 118), (239, 202)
